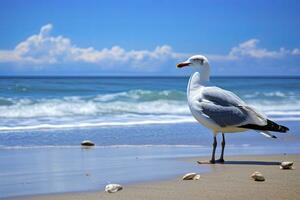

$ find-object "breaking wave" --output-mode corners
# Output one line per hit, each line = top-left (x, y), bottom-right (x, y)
(0, 89), (299, 131)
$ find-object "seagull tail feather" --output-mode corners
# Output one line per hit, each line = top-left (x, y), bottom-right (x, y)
(238, 119), (289, 133)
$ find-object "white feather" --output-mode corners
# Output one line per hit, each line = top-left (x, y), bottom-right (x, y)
(257, 131), (276, 138)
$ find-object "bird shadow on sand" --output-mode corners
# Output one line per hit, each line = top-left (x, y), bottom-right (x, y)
(221, 160), (281, 166)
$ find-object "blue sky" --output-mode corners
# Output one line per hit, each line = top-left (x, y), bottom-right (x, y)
(0, 0), (300, 76)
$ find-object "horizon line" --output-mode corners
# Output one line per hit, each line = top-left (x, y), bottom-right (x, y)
(0, 75), (300, 78)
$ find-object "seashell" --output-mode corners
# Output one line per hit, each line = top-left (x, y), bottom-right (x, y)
(105, 184), (123, 193)
(251, 171), (265, 181)
(81, 140), (95, 146)
(182, 172), (200, 180)
(193, 174), (201, 180)
(280, 161), (293, 170)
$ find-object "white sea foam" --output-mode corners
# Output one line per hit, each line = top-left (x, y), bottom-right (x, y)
(244, 91), (294, 98)
(0, 117), (196, 131)
(0, 114), (298, 132)
(1, 96), (299, 119)
(0, 89), (299, 131)
(0, 99), (190, 118)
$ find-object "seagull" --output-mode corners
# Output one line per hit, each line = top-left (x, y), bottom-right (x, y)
(177, 55), (289, 164)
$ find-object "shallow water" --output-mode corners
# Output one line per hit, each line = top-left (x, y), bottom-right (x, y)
(0, 146), (208, 198)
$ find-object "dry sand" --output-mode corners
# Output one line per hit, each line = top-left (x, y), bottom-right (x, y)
(19, 154), (299, 200)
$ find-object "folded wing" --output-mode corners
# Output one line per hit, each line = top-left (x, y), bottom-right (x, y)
(197, 86), (267, 128)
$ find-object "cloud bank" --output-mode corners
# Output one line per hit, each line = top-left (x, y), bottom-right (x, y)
(0, 24), (299, 72)
(0, 24), (182, 69)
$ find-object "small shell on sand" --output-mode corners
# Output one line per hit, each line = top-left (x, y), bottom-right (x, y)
(251, 171), (265, 181)
(193, 174), (201, 180)
(182, 173), (201, 180)
(81, 140), (95, 146)
(280, 161), (294, 170)
(105, 184), (123, 193)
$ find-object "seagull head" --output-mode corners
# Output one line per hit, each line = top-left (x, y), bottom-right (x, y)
(177, 55), (209, 69)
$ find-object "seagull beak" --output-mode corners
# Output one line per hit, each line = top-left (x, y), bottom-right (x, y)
(176, 62), (191, 68)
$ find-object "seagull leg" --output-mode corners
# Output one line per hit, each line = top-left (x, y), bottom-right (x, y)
(217, 133), (225, 163)
(197, 135), (217, 164)
(210, 136), (217, 164)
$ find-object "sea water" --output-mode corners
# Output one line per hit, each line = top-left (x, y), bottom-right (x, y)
(0, 76), (299, 198)
(0, 76), (299, 133)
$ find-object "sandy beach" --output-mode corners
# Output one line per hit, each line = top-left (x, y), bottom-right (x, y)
(16, 154), (299, 200)
(1, 0), (300, 199)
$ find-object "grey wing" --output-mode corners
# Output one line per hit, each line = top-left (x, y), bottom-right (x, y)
(198, 87), (267, 127)
(202, 87), (246, 106)
(200, 102), (248, 127)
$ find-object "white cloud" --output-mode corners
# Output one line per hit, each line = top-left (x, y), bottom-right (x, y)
(292, 48), (300, 55)
(0, 24), (299, 69)
(227, 39), (298, 59)
(0, 24), (183, 69)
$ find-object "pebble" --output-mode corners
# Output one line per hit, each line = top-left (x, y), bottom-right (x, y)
(280, 161), (294, 170)
(105, 184), (123, 193)
(81, 140), (95, 146)
(182, 172), (201, 180)
(251, 171), (265, 181)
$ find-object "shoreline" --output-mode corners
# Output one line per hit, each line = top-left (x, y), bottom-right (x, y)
(1, 120), (299, 199)
(11, 153), (300, 200)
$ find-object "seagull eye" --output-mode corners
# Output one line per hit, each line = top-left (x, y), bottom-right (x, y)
(193, 58), (204, 64)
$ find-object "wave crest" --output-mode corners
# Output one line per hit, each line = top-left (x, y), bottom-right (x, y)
(0, 96), (189, 119)
(0, 89), (299, 131)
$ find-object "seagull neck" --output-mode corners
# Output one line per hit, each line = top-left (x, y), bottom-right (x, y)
(188, 64), (211, 96)
(197, 64), (210, 85)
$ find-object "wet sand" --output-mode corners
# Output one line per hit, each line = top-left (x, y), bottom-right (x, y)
(18, 154), (299, 200)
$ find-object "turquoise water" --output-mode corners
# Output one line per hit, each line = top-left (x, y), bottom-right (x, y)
(0, 76), (299, 133)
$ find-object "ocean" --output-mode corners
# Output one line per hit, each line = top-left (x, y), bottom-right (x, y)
(0, 76), (300, 198)
(0, 76), (299, 133)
